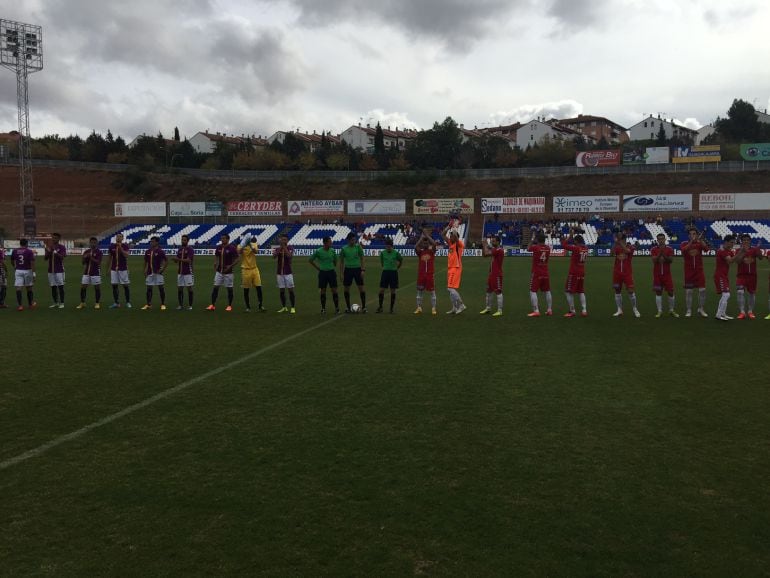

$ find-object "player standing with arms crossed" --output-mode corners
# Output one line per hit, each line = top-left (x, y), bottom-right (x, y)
(45, 232), (66, 308)
(77, 237), (103, 309)
(11, 239), (36, 311)
(376, 238), (403, 314)
(561, 228), (589, 317)
(734, 233), (764, 319)
(444, 225), (466, 314)
(527, 232), (552, 317)
(108, 233), (132, 308)
(714, 235), (743, 321)
(651, 233), (678, 318)
(339, 232), (367, 313)
(172, 234), (195, 310)
(480, 235), (504, 316)
(612, 233), (640, 317)
(309, 236), (340, 314)
(142, 236), (167, 310)
(680, 227), (710, 317)
(274, 234), (296, 314)
(414, 229), (437, 315)
(207, 234), (239, 311)
(239, 234), (265, 312)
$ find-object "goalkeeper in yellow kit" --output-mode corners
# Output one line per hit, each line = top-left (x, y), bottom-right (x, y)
(239, 234), (265, 312)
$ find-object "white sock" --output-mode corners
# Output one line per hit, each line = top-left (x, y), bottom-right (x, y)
(579, 293), (587, 312)
(699, 288), (706, 309)
(668, 294), (676, 311)
(614, 293), (623, 310)
(629, 292), (638, 309)
(566, 293), (575, 312)
(718, 292), (730, 317)
(685, 288), (693, 311)
(431, 291), (437, 308)
(456, 291), (464, 307)
(416, 291), (423, 307)
(545, 291), (553, 311)
(748, 293), (756, 313)
(530, 291), (539, 312)
(486, 293), (492, 308)
(655, 295), (662, 312)
(448, 289), (458, 308)
(737, 289), (745, 313)
(496, 293), (503, 311)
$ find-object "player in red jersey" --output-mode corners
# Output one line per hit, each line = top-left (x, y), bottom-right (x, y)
(560, 228), (589, 317)
(651, 233), (678, 318)
(414, 229), (437, 315)
(680, 227), (710, 318)
(480, 235), (504, 316)
(612, 233), (640, 317)
(527, 232), (552, 317)
(714, 235), (743, 321)
(734, 233), (765, 319)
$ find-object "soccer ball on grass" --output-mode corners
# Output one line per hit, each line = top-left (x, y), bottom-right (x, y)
(351, 303), (361, 313)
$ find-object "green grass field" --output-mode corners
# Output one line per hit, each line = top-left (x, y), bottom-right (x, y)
(2, 255), (769, 576)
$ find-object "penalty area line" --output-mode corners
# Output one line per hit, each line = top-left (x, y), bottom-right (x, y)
(0, 315), (343, 471)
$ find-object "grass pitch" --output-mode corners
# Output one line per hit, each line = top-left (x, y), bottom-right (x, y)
(1, 255), (769, 576)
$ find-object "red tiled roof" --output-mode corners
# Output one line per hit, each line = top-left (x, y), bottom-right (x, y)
(558, 115), (627, 131)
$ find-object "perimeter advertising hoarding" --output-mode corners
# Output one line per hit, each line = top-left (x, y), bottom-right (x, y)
(114, 202), (166, 217)
(553, 195), (620, 213)
(699, 193), (770, 211)
(575, 150), (621, 168)
(480, 197), (546, 214)
(414, 198), (474, 215)
(671, 145), (721, 164)
(226, 201), (283, 216)
(740, 143), (770, 161)
(205, 201), (224, 216)
(287, 200), (345, 216)
(347, 200), (406, 215)
(623, 194), (692, 212)
(169, 202), (206, 217)
(645, 146), (670, 164)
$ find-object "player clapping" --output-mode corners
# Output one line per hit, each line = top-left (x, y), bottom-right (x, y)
(611, 233), (640, 317)
(273, 234), (296, 314)
(444, 224), (466, 314)
(44, 232), (66, 308)
(142, 236), (167, 310)
(734, 233), (764, 319)
(414, 229), (437, 315)
(651, 233), (678, 318)
(77, 237), (103, 309)
(561, 228), (589, 317)
(714, 235), (740, 321)
(680, 227), (709, 317)
(527, 232), (552, 317)
(480, 235), (504, 316)
(172, 234), (195, 310)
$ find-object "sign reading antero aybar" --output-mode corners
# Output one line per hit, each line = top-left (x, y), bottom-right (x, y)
(481, 197), (545, 214)
(413, 198), (474, 214)
(288, 199), (345, 216)
(226, 201), (283, 216)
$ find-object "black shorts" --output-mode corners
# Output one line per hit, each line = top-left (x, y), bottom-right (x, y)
(343, 267), (364, 287)
(318, 270), (338, 289)
(379, 270), (399, 290)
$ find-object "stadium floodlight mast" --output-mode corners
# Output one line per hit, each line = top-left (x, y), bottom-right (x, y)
(1, 18), (43, 237)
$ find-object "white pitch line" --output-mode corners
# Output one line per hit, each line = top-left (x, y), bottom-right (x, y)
(0, 314), (343, 471)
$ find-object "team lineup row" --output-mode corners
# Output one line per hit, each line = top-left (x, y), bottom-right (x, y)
(1, 225), (768, 321)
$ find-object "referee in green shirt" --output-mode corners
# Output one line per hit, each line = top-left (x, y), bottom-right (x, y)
(377, 238), (403, 314)
(339, 232), (367, 313)
(309, 236), (340, 314)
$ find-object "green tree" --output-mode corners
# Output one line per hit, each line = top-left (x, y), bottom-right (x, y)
(715, 99), (761, 142)
(406, 116), (463, 169)
(655, 123), (667, 146)
(174, 126), (180, 142)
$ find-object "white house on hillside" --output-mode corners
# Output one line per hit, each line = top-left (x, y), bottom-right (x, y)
(189, 131), (267, 154)
(626, 115), (698, 142)
(340, 124), (416, 153)
(695, 124), (716, 145)
(516, 119), (579, 149)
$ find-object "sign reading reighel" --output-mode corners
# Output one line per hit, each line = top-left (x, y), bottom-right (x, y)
(553, 196), (620, 213)
(576, 150), (621, 167)
(226, 201), (283, 216)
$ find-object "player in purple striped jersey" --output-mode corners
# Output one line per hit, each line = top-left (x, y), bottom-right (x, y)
(108, 233), (132, 308)
(172, 234), (195, 310)
(11, 238), (36, 311)
(77, 237), (103, 309)
(273, 234), (296, 313)
(0, 242), (8, 308)
(44, 232), (67, 308)
(142, 236), (167, 310)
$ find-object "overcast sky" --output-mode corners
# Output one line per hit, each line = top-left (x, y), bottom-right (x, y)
(2, 0), (769, 141)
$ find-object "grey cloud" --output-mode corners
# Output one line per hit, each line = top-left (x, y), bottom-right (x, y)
(281, 0), (525, 52)
(547, 0), (603, 34)
(702, 6), (757, 28)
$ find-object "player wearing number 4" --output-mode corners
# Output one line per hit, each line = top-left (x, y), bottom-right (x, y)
(735, 233), (764, 319)
(527, 232), (552, 317)
(651, 233), (678, 318)
(377, 238), (403, 313)
(561, 229), (589, 317)
(44, 232), (66, 308)
(77, 237), (103, 309)
(612, 233), (640, 317)
(480, 235), (504, 316)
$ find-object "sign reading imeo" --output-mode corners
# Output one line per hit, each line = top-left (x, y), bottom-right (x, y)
(553, 196), (619, 213)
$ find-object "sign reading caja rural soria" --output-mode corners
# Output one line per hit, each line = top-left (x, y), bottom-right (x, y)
(481, 197), (546, 214)
(226, 201), (283, 216)
(413, 198), (474, 214)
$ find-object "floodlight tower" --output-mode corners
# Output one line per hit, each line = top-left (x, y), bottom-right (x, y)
(1, 19), (43, 237)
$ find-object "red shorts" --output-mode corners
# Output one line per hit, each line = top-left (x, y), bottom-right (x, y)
(613, 270), (635, 290)
(653, 273), (674, 293)
(417, 272), (435, 292)
(714, 275), (730, 294)
(529, 273), (550, 292)
(736, 275), (757, 293)
(565, 274), (584, 294)
(487, 274), (503, 293)
(684, 269), (705, 289)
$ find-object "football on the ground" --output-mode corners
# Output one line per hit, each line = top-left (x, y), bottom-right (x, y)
(351, 303), (361, 313)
